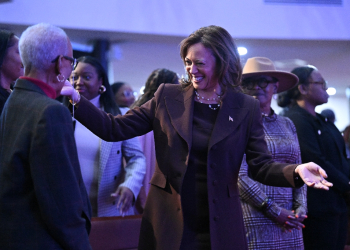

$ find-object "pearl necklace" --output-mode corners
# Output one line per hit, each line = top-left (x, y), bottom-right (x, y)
(195, 90), (221, 110)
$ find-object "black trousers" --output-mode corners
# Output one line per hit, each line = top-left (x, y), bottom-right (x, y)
(303, 212), (348, 250)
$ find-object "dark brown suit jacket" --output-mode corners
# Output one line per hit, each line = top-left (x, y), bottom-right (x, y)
(73, 83), (301, 250)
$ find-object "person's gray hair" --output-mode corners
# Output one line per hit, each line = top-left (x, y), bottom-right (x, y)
(19, 23), (68, 71)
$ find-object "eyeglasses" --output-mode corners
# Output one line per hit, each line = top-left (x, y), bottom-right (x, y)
(307, 81), (328, 90)
(242, 78), (277, 90)
(51, 55), (77, 70)
(122, 90), (136, 98)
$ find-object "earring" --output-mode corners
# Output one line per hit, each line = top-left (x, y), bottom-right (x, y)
(56, 74), (65, 83)
(99, 85), (106, 93)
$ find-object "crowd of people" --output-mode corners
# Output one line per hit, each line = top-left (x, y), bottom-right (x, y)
(0, 22), (348, 250)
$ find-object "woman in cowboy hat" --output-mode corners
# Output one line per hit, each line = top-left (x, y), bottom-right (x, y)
(239, 57), (307, 249)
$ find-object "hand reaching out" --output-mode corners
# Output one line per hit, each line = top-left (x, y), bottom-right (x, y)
(111, 186), (134, 217)
(60, 80), (80, 104)
(295, 162), (333, 190)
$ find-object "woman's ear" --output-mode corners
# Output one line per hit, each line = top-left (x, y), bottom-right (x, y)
(54, 55), (63, 75)
(298, 84), (308, 95)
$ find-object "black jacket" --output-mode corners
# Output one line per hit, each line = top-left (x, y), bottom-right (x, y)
(283, 105), (350, 215)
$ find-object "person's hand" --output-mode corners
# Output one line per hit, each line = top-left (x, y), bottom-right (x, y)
(295, 162), (333, 190)
(275, 208), (304, 232)
(111, 186), (134, 216)
(60, 80), (80, 104)
(295, 212), (307, 224)
(294, 207), (307, 224)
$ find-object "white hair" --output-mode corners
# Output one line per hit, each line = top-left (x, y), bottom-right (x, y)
(19, 23), (68, 71)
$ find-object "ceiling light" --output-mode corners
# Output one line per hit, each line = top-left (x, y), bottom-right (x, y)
(237, 47), (247, 56)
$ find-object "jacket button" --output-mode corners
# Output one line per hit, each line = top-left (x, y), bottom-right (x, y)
(113, 201), (116, 205)
(117, 150), (120, 154)
(213, 198), (217, 204)
(114, 176), (117, 180)
(213, 180), (218, 186)
(214, 216), (219, 221)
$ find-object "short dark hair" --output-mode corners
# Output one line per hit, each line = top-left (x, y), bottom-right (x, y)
(132, 68), (179, 108)
(111, 82), (126, 96)
(179, 25), (242, 93)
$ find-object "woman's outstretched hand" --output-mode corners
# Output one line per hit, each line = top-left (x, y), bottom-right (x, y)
(60, 80), (80, 104)
(295, 162), (333, 190)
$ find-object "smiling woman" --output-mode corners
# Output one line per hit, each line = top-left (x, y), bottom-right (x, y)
(0, 29), (24, 113)
(61, 25), (333, 250)
(67, 56), (146, 218)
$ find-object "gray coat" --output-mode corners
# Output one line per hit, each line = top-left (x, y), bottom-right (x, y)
(0, 78), (92, 249)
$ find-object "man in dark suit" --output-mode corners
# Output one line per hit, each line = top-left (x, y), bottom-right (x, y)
(0, 23), (92, 249)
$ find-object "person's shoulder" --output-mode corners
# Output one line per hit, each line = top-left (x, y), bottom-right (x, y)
(236, 91), (255, 102)
(277, 113), (292, 122)
(283, 106), (308, 120)
(226, 89), (258, 108)
(158, 83), (184, 98)
(41, 99), (71, 118)
(276, 114), (296, 128)
(282, 106), (315, 131)
(162, 83), (183, 91)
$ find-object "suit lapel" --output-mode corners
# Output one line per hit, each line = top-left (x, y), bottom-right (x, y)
(209, 90), (249, 149)
(165, 85), (194, 150)
(163, 86), (250, 152)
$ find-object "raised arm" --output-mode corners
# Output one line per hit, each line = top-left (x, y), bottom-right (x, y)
(61, 80), (155, 142)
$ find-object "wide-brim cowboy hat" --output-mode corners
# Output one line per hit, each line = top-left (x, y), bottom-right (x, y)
(242, 57), (299, 93)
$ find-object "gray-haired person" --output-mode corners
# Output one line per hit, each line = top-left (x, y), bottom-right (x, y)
(0, 23), (92, 250)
